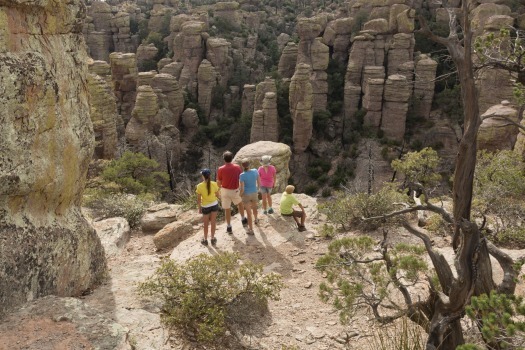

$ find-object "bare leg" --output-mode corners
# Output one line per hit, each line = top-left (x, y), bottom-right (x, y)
(245, 202), (253, 231)
(300, 212), (306, 227)
(210, 211), (217, 238)
(237, 202), (245, 218)
(225, 208), (231, 226)
(262, 193), (268, 211)
(252, 201), (258, 222)
(203, 214), (210, 240)
(267, 193), (273, 209)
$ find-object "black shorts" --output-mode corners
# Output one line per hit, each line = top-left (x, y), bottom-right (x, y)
(202, 204), (219, 215)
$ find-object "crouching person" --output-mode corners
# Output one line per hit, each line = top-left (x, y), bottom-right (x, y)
(279, 185), (307, 232)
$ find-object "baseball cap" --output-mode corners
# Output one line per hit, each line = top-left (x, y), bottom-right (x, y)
(201, 168), (211, 176)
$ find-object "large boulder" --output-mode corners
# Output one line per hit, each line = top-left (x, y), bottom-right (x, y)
(233, 141), (292, 193)
(141, 203), (185, 233)
(153, 221), (194, 250)
(0, 0), (106, 316)
(478, 101), (519, 151)
(92, 217), (131, 257)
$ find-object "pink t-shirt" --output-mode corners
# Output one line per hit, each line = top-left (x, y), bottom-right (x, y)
(258, 165), (276, 187)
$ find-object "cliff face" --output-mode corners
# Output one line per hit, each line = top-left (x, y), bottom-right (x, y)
(0, 0), (106, 316)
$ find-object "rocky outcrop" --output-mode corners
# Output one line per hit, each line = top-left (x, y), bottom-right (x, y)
(136, 43), (158, 71)
(322, 17), (353, 62)
(362, 66), (385, 129)
(181, 108), (200, 142)
(87, 73), (119, 160)
(381, 74), (411, 140)
(278, 42), (298, 79)
(289, 64), (314, 153)
(151, 73), (185, 126)
(414, 54), (438, 119)
(160, 61), (184, 79)
(153, 221), (194, 250)
(92, 217), (131, 258)
(214, 2), (241, 30)
(387, 33), (414, 76)
(254, 77), (277, 112)
(109, 52), (138, 126)
(233, 141), (292, 193)
(241, 84), (256, 117)
(197, 59), (218, 120)
(206, 38), (233, 88)
(111, 11), (135, 55)
(141, 203), (184, 233)
(0, 296), (128, 348)
(0, 0), (106, 316)
(84, 0), (113, 61)
(174, 20), (207, 96)
(478, 101), (519, 152)
(251, 92), (279, 143)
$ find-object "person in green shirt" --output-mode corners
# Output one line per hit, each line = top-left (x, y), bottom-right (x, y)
(196, 169), (220, 246)
(280, 185), (307, 232)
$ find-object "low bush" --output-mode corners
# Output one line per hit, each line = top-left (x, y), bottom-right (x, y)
(138, 252), (283, 344)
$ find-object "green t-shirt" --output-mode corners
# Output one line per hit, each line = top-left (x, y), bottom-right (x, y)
(280, 192), (299, 215)
(196, 181), (219, 207)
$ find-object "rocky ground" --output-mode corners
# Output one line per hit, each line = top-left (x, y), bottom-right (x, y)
(1, 194), (524, 350)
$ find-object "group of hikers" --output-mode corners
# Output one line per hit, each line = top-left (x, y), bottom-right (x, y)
(195, 151), (307, 246)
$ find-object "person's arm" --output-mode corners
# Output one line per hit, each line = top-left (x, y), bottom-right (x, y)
(256, 173), (261, 191)
(298, 203), (305, 213)
(197, 193), (202, 214)
(272, 168), (276, 188)
(239, 179), (245, 196)
(217, 168), (222, 188)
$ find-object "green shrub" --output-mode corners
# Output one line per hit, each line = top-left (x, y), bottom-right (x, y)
(321, 187), (332, 198)
(304, 183), (319, 196)
(319, 223), (336, 239)
(138, 252), (283, 344)
(366, 317), (425, 350)
(83, 190), (152, 228)
(102, 151), (169, 196)
(493, 226), (525, 249)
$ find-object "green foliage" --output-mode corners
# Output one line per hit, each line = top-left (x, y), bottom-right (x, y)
(308, 158), (332, 180)
(83, 189), (152, 229)
(316, 236), (429, 324)
(200, 117), (234, 148)
(425, 213), (449, 236)
(327, 59), (345, 115)
(321, 187), (332, 198)
(473, 150), (525, 245)
(465, 291), (525, 348)
(228, 113), (252, 153)
(352, 10), (369, 36)
(101, 151), (169, 196)
(138, 252), (283, 344)
(318, 183), (406, 231)
(391, 147), (441, 188)
(319, 223), (336, 239)
(137, 19), (150, 42)
(304, 183), (319, 196)
(433, 85), (463, 126)
(277, 81), (293, 144)
(130, 18), (139, 35)
(145, 31), (168, 61)
(313, 110), (332, 135)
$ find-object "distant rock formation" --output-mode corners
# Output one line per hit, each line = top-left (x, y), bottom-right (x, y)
(197, 59), (218, 120)
(233, 141), (292, 193)
(478, 101), (519, 152)
(241, 84), (256, 117)
(381, 74), (411, 140)
(289, 63), (314, 153)
(109, 52), (138, 126)
(250, 92), (279, 143)
(0, 0), (106, 316)
(278, 42), (298, 78)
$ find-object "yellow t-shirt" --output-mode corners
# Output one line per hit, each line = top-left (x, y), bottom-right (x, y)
(196, 181), (219, 207)
(280, 192), (300, 215)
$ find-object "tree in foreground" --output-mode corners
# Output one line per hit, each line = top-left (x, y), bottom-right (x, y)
(318, 144), (525, 349)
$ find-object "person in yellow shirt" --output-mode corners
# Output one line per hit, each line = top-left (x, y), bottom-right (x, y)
(196, 169), (220, 246)
(279, 185), (307, 232)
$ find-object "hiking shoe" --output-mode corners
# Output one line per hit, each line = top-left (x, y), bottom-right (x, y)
(268, 208), (274, 214)
(263, 210), (268, 215)
(211, 237), (217, 245)
(241, 217), (248, 227)
(201, 239), (208, 246)
(298, 225), (307, 232)
(246, 229), (255, 235)
(226, 226), (233, 234)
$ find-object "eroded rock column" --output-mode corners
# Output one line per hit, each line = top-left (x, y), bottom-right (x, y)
(289, 63), (313, 153)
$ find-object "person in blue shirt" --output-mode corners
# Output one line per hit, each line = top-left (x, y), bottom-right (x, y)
(239, 158), (260, 235)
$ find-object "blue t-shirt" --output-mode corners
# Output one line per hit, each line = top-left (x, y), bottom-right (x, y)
(239, 169), (259, 194)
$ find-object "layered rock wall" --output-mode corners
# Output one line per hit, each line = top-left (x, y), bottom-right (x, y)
(289, 64), (314, 153)
(0, 0), (106, 316)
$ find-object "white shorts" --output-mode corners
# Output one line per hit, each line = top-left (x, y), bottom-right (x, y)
(221, 188), (242, 209)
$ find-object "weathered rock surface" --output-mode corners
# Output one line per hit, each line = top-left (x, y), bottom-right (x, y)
(278, 42), (298, 78)
(87, 73), (119, 160)
(214, 1), (241, 30)
(233, 141), (293, 193)
(290, 63), (314, 153)
(141, 203), (184, 233)
(414, 54), (438, 119)
(478, 102), (519, 151)
(93, 217), (131, 257)
(109, 52), (138, 125)
(0, 0), (106, 316)
(136, 43), (158, 70)
(197, 59), (218, 120)
(251, 92), (279, 143)
(206, 38), (233, 88)
(387, 33), (414, 76)
(181, 108), (200, 142)
(151, 73), (185, 126)
(362, 66), (385, 128)
(153, 221), (194, 250)
(174, 20), (207, 96)
(241, 84), (256, 117)
(254, 77), (277, 112)
(381, 74), (411, 140)
(0, 296), (128, 349)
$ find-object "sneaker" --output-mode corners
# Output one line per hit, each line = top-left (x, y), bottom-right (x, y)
(241, 217), (248, 227)
(226, 226), (233, 234)
(268, 208), (274, 214)
(246, 229), (255, 235)
(298, 225), (307, 232)
(201, 239), (208, 246)
(211, 237), (217, 245)
(263, 210), (268, 215)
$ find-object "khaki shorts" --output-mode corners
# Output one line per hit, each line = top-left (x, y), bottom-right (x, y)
(242, 193), (258, 205)
(221, 188), (242, 209)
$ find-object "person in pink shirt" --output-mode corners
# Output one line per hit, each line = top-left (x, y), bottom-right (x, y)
(258, 155), (277, 214)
